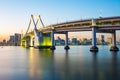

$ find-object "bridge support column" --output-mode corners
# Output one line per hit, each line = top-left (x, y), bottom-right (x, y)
(50, 31), (56, 50)
(110, 30), (119, 51)
(26, 36), (31, 47)
(21, 40), (27, 47)
(90, 27), (98, 52)
(64, 32), (70, 50)
(30, 36), (34, 47)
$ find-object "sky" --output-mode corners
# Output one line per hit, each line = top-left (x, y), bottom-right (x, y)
(0, 0), (120, 41)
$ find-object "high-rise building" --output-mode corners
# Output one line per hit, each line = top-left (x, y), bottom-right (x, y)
(14, 33), (21, 46)
(8, 36), (15, 45)
(7, 33), (21, 46)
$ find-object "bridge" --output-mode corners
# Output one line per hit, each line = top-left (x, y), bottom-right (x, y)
(21, 15), (120, 51)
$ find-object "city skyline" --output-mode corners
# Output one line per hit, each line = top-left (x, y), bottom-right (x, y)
(0, 0), (120, 41)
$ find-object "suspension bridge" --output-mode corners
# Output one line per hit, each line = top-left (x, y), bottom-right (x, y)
(21, 15), (120, 51)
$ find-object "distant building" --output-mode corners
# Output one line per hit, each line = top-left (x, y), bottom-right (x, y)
(107, 37), (112, 44)
(81, 38), (91, 45)
(101, 35), (105, 45)
(3, 39), (6, 43)
(55, 36), (65, 45)
(8, 35), (15, 45)
(68, 38), (71, 45)
(71, 38), (80, 45)
(14, 33), (21, 46)
(97, 38), (101, 45)
(72, 38), (77, 45)
(7, 33), (21, 46)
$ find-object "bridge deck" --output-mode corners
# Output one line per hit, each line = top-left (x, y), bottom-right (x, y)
(25, 16), (120, 34)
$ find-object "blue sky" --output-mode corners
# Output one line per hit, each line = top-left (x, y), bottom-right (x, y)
(0, 0), (120, 40)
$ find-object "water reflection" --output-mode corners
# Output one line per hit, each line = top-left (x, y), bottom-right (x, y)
(28, 48), (42, 80)
(0, 46), (120, 80)
(91, 51), (98, 80)
(19, 47), (120, 80)
(111, 51), (119, 80)
(90, 51), (120, 80)
(63, 50), (70, 80)
(49, 50), (70, 80)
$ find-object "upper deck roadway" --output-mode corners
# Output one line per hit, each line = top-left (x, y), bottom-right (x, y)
(38, 16), (120, 33)
(24, 16), (120, 37)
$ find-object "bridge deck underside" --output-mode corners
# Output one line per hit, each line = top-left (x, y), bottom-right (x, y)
(98, 25), (120, 30)
(41, 25), (120, 33)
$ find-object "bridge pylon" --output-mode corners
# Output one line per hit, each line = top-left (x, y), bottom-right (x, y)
(21, 15), (45, 48)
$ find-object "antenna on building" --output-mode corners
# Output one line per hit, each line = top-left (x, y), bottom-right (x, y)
(99, 9), (102, 18)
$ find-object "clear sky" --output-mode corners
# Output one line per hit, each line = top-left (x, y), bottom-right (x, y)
(0, 0), (120, 41)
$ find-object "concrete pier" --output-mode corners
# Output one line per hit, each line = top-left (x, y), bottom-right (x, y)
(64, 32), (70, 50)
(50, 31), (56, 50)
(110, 31), (119, 51)
(90, 27), (98, 52)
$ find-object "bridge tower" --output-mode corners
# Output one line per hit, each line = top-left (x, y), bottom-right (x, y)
(31, 15), (44, 48)
(22, 15), (45, 48)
